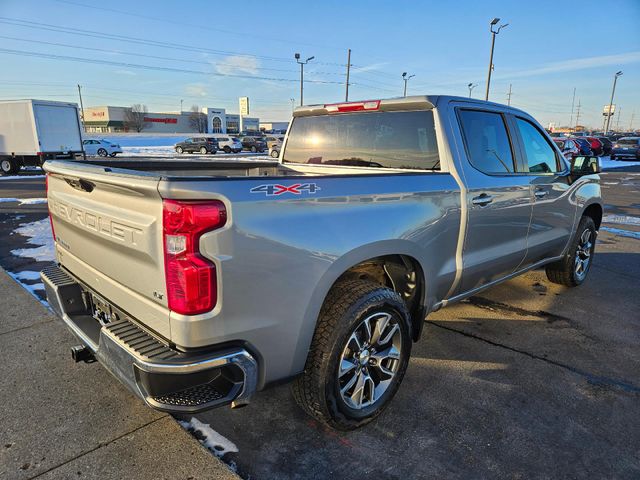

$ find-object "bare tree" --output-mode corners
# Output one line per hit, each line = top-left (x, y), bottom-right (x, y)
(124, 104), (149, 132)
(188, 105), (207, 133)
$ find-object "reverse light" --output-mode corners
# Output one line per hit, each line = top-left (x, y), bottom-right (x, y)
(162, 199), (227, 315)
(325, 100), (381, 113)
(45, 174), (55, 241)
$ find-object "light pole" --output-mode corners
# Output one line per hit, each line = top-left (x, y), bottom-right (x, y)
(604, 71), (623, 135)
(402, 72), (415, 97)
(485, 17), (508, 101)
(295, 53), (314, 106)
(468, 83), (477, 98)
(290, 98), (295, 114)
(180, 99), (183, 113)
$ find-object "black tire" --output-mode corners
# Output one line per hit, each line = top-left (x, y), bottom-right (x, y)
(109, 153), (117, 157)
(292, 279), (412, 430)
(97, 148), (108, 157)
(546, 215), (597, 287)
(200, 147), (208, 155)
(176, 146), (184, 154)
(223, 146), (231, 154)
(270, 149), (279, 158)
(250, 146), (257, 153)
(1, 158), (19, 175)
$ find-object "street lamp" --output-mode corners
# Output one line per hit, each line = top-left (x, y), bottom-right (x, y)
(604, 71), (623, 135)
(485, 17), (508, 101)
(180, 99), (184, 113)
(468, 83), (477, 98)
(295, 53), (314, 106)
(402, 72), (415, 97)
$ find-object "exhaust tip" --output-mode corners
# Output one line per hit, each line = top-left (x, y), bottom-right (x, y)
(71, 345), (95, 363)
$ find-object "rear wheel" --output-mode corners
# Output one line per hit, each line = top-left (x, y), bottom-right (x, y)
(97, 148), (108, 157)
(1, 158), (19, 175)
(546, 216), (596, 287)
(223, 146), (231, 154)
(292, 280), (412, 430)
(200, 147), (208, 154)
(250, 146), (257, 153)
(270, 149), (279, 158)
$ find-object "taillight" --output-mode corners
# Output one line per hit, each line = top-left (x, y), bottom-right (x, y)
(325, 100), (380, 113)
(162, 199), (227, 315)
(45, 174), (55, 241)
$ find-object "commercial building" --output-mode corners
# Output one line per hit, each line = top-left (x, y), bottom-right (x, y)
(259, 121), (289, 133)
(83, 105), (260, 134)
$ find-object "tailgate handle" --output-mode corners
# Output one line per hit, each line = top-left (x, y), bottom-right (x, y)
(65, 178), (95, 193)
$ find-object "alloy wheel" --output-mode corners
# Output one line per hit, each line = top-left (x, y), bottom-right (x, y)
(575, 228), (594, 281)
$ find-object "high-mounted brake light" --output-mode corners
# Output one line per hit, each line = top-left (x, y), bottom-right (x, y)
(325, 100), (381, 113)
(162, 199), (227, 315)
(45, 174), (55, 241)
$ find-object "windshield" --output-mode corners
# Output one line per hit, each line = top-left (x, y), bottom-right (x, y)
(283, 110), (440, 170)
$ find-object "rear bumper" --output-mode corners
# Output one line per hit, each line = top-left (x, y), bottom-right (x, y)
(41, 264), (258, 413)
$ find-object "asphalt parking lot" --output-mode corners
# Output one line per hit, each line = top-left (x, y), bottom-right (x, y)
(1, 165), (639, 479)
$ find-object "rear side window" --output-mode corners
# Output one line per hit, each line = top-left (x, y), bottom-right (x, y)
(458, 110), (515, 173)
(283, 110), (440, 170)
(515, 118), (559, 173)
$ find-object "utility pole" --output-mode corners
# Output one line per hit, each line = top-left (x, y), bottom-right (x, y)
(569, 87), (576, 130)
(575, 100), (581, 130)
(402, 72), (415, 97)
(506, 83), (512, 106)
(295, 53), (314, 106)
(604, 71), (623, 135)
(630, 111), (635, 131)
(345, 49), (351, 101)
(180, 99), (184, 112)
(77, 84), (85, 124)
(468, 83), (477, 98)
(615, 107), (622, 132)
(485, 18), (508, 101)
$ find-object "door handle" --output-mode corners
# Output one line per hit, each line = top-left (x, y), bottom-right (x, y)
(534, 189), (549, 199)
(471, 193), (494, 206)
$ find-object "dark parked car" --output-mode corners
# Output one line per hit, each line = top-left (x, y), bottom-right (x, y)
(585, 137), (604, 156)
(611, 137), (640, 160)
(570, 137), (593, 156)
(175, 137), (218, 154)
(553, 138), (579, 160)
(241, 136), (267, 153)
(597, 137), (613, 156)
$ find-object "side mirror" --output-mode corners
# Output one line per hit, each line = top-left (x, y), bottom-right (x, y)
(571, 155), (601, 175)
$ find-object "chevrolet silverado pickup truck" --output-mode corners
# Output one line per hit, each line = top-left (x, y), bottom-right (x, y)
(42, 96), (602, 430)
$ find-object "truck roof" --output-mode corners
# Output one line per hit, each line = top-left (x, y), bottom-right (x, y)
(292, 95), (530, 118)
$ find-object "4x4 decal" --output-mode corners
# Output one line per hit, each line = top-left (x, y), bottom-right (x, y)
(250, 183), (321, 196)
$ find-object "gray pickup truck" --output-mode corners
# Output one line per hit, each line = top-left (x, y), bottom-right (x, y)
(42, 96), (602, 430)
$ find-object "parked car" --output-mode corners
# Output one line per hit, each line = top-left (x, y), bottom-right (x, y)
(43, 95), (602, 431)
(175, 137), (218, 154)
(83, 139), (123, 157)
(269, 143), (281, 158)
(241, 136), (267, 153)
(264, 135), (283, 151)
(585, 137), (604, 156)
(570, 137), (593, 156)
(553, 138), (579, 160)
(210, 135), (243, 154)
(611, 137), (640, 160)
(596, 137), (613, 156)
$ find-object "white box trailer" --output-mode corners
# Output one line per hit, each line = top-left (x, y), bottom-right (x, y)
(0, 99), (85, 175)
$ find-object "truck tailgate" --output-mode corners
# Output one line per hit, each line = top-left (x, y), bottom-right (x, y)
(45, 162), (170, 338)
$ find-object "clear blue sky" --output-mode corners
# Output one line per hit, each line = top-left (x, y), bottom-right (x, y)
(1, 0), (639, 128)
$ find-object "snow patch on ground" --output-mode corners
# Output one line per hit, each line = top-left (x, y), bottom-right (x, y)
(0, 175), (45, 181)
(6, 270), (48, 308)
(178, 417), (238, 461)
(601, 226), (640, 240)
(13, 270), (43, 281)
(11, 218), (55, 262)
(603, 214), (640, 226)
(600, 157), (640, 169)
(0, 197), (47, 205)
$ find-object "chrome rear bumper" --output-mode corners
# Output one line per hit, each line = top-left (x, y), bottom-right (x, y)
(41, 264), (258, 413)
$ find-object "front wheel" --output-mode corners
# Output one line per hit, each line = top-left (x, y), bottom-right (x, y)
(200, 147), (208, 154)
(176, 146), (184, 154)
(109, 153), (118, 157)
(270, 149), (279, 158)
(1, 158), (19, 175)
(546, 215), (596, 287)
(292, 280), (412, 430)
(250, 146), (257, 153)
(223, 146), (231, 154)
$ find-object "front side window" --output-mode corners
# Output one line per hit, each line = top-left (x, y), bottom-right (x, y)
(515, 118), (559, 173)
(283, 110), (439, 170)
(458, 109), (515, 174)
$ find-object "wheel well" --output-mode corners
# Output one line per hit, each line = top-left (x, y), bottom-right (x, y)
(583, 203), (602, 230)
(333, 255), (425, 341)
